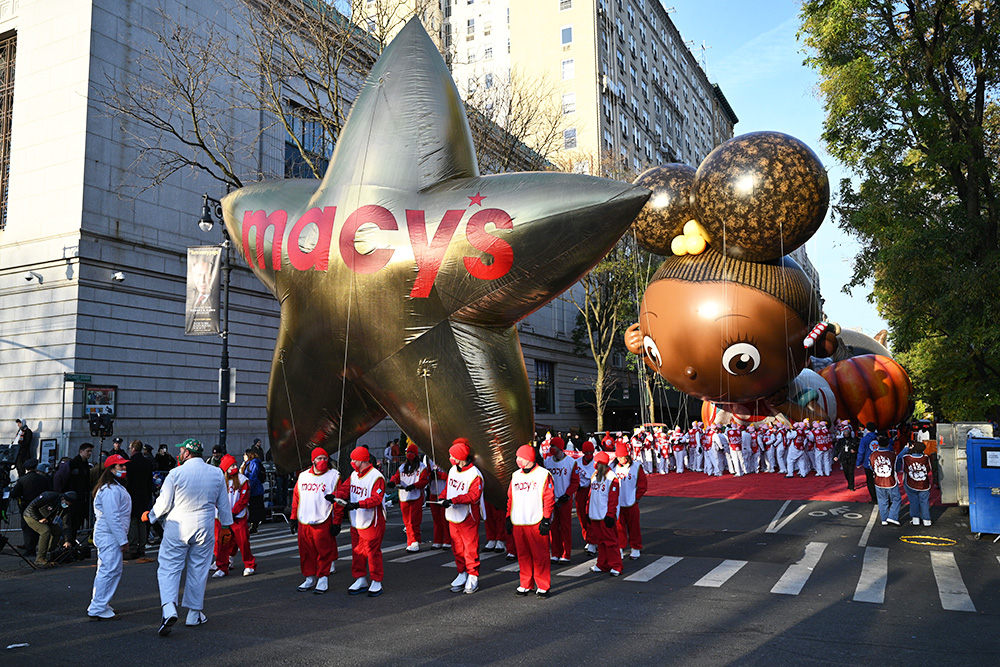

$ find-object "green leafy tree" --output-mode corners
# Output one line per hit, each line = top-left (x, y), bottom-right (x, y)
(800, 0), (1000, 420)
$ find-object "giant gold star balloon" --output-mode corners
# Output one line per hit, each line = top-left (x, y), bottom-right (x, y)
(221, 19), (649, 502)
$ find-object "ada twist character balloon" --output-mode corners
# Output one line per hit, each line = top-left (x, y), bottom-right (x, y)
(221, 19), (649, 503)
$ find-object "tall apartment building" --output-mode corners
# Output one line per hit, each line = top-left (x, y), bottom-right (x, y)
(365, 0), (739, 175)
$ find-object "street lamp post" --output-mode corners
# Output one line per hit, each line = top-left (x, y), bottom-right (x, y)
(198, 193), (232, 451)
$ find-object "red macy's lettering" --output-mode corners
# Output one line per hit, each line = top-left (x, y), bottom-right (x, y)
(300, 482), (327, 493)
(513, 481), (537, 492)
(241, 205), (514, 298)
(350, 484), (367, 497)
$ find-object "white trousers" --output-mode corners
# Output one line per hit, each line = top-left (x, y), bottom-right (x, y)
(689, 447), (703, 471)
(816, 449), (833, 476)
(764, 447), (777, 472)
(157, 522), (214, 612)
(726, 448), (745, 476)
(786, 448), (808, 476)
(656, 455), (669, 474)
(776, 445), (788, 473)
(673, 451), (686, 474)
(88, 536), (123, 615)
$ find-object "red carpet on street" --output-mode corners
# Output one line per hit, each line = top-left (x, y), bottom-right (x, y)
(646, 468), (943, 504)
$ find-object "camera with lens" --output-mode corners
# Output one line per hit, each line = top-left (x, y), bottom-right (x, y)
(88, 413), (114, 438)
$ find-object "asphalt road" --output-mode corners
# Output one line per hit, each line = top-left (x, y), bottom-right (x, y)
(1, 495), (998, 666)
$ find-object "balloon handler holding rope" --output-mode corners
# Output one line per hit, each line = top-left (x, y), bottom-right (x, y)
(624, 132), (911, 430)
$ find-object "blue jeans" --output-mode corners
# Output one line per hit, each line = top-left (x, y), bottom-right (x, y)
(875, 484), (901, 522)
(905, 485), (931, 521)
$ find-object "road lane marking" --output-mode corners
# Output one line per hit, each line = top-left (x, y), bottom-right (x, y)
(694, 560), (748, 588)
(765, 500), (806, 533)
(391, 550), (441, 563)
(440, 551), (502, 568)
(930, 551), (976, 612)
(557, 558), (599, 577)
(853, 546), (888, 604)
(623, 556), (682, 582)
(253, 544), (300, 557)
(771, 542), (827, 595)
(858, 506), (879, 548)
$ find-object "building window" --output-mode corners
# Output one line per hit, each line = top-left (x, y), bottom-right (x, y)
(561, 58), (574, 80)
(0, 31), (13, 231)
(284, 101), (333, 179)
(562, 92), (576, 114)
(563, 127), (577, 149)
(468, 47), (476, 62)
(467, 18), (475, 40)
(484, 20), (492, 36)
(560, 0), (572, 10)
(561, 25), (573, 46)
(535, 360), (555, 414)
(485, 45), (493, 59)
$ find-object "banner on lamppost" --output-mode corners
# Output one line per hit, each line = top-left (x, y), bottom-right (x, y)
(185, 246), (221, 335)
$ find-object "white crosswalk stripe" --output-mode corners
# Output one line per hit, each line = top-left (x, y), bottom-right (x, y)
(624, 556), (682, 582)
(929, 551), (976, 612)
(556, 558), (598, 577)
(853, 547), (888, 604)
(771, 542), (827, 596)
(693, 559), (747, 588)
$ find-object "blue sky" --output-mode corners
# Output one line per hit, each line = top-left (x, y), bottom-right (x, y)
(668, 0), (888, 337)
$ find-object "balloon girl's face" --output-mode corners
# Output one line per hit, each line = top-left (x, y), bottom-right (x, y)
(638, 279), (811, 405)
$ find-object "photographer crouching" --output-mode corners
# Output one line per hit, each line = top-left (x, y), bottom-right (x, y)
(24, 490), (78, 568)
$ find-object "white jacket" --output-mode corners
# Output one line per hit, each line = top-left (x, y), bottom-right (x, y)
(149, 457), (233, 538)
(94, 481), (131, 547)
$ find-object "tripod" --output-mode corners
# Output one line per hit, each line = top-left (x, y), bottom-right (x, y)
(0, 534), (38, 570)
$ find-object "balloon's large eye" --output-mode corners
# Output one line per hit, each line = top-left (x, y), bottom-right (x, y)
(722, 342), (760, 376)
(643, 336), (662, 368)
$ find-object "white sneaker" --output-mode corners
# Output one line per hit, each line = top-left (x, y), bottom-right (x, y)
(585, 544), (597, 555)
(494, 541), (505, 552)
(923, 519), (932, 526)
(912, 517), (920, 525)
(464, 575), (479, 594)
(368, 580), (383, 597)
(609, 569), (621, 577)
(348, 577), (369, 595)
(298, 576), (316, 591)
(185, 610), (208, 626)
(209, 563), (218, 572)
(158, 602), (178, 636)
(243, 567), (255, 577)
(590, 565), (603, 573)
(442, 543), (452, 549)
(211, 569), (226, 578)
(630, 548), (641, 560)
(406, 542), (420, 552)
(485, 540), (497, 550)
(314, 576), (329, 594)
(450, 572), (468, 592)
(431, 543), (442, 549)
(329, 561), (336, 574)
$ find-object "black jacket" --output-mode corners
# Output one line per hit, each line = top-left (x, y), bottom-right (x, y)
(126, 452), (155, 508)
(11, 471), (51, 511)
(67, 455), (92, 497)
(25, 491), (70, 523)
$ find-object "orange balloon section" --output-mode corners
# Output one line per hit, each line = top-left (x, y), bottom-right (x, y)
(819, 354), (913, 430)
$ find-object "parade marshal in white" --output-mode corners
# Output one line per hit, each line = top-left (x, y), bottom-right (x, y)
(145, 438), (233, 636)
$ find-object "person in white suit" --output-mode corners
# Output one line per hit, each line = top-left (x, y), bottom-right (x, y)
(87, 454), (132, 620)
(145, 439), (233, 636)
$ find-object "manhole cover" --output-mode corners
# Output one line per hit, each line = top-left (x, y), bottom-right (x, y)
(899, 535), (957, 546)
(674, 529), (714, 537)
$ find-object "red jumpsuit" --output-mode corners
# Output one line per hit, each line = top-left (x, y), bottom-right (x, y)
(291, 468), (341, 578)
(389, 464), (429, 544)
(545, 456), (579, 560)
(336, 469), (387, 582)
(615, 461), (647, 551)
(484, 502), (506, 544)
(215, 474), (255, 573)
(426, 463), (449, 546)
(444, 464), (483, 576)
(587, 471), (622, 573)
(507, 465), (555, 591)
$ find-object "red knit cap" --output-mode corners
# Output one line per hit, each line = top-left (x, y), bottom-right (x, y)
(449, 438), (471, 461)
(350, 446), (369, 462)
(219, 454), (237, 472)
(615, 441), (630, 458)
(311, 447), (328, 461)
(594, 451), (610, 465)
(549, 436), (565, 451)
(515, 444), (536, 463)
(581, 441), (595, 454)
(406, 442), (419, 454)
